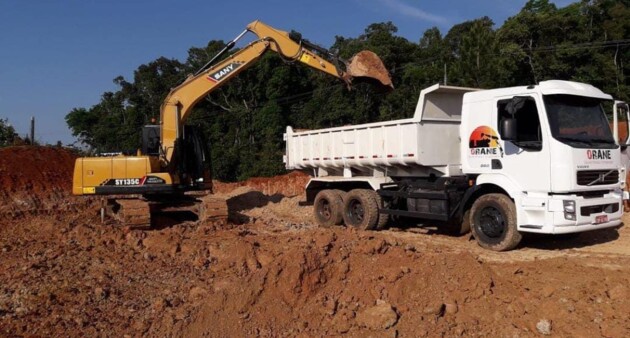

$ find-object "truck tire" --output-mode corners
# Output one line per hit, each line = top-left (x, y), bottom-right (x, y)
(374, 193), (389, 230)
(343, 189), (380, 230)
(332, 189), (348, 224)
(470, 194), (522, 251)
(332, 189), (347, 203)
(314, 190), (344, 227)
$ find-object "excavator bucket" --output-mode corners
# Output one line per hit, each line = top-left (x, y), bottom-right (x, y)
(346, 51), (393, 89)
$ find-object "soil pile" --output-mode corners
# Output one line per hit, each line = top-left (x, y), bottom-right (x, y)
(0, 146), (85, 216)
(213, 171), (309, 197)
(1, 200), (630, 337)
(347, 50), (393, 88)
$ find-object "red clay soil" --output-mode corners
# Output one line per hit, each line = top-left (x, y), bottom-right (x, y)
(2, 208), (630, 337)
(1, 146), (630, 337)
(347, 50), (393, 88)
(213, 171), (310, 197)
(0, 146), (76, 193)
(0, 146), (83, 216)
(0, 146), (309, 217)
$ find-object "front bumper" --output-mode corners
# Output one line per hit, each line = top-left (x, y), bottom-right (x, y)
(517, 190), (623, 234)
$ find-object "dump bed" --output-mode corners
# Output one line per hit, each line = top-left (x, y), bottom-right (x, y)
(284, 84), (477, 176)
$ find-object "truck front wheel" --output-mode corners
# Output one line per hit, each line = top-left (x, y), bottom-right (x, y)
(314, 190), (345, 227)
(343, 189), (381, 230)
(470, 194), (522, 251)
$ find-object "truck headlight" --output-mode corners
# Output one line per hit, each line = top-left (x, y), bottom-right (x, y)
(563, 200), (576, 220)
(563, 200), (576, 213)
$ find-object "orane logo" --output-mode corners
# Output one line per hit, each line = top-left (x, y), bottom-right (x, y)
(587, 149), (611, 160)
(207, 62), (243, 83)
(469, 126), (503, 157)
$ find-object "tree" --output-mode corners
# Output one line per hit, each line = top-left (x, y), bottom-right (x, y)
(0, 118), (17, 147)
(443, 17), (500, 88)
(66, 57), (184, 152)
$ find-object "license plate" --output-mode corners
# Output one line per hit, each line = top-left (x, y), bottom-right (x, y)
(594, 215), (608, 224)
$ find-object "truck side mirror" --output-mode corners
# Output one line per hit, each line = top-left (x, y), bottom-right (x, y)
(501, 118), (518, 141)
(613, 101), (630, 149)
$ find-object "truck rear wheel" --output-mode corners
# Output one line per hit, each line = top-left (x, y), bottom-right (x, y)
(374, 193), (389, 230)
(343, 189), (380, 230)
(314, 190), (345, 227)
(470, 194), (521, 251)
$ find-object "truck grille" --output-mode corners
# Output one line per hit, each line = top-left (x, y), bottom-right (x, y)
(576, 170), (619, 186)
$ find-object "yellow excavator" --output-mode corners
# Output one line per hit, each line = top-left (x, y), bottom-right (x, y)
(72, 20), (392, 226)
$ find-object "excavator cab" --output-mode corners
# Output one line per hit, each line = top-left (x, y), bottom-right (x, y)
(180, 125), (212, 190)
(142, 125), (160, 156)
(142, 124), (212, 190)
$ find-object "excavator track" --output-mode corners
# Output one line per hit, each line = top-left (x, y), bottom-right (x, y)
(102, 194), (228, 227)
(197, 195), (229, 224)
(105, 198), (151, 227)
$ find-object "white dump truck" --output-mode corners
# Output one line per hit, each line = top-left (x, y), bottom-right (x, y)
(284, 80), (629, 251)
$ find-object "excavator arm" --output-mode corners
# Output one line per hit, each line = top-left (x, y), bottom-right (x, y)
(159, 20), (391, 166)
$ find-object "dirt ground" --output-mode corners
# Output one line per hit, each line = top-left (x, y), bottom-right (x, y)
(1, 146), (630, 337)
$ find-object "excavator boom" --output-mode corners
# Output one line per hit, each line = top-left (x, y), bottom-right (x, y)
(161, 20), (391, 166)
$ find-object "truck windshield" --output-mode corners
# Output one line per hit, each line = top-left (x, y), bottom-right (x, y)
(544, 94), (616, 149)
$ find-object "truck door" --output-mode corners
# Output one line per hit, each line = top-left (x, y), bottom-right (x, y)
(612, 101), (630, 172)
(495, 95), (551, 192)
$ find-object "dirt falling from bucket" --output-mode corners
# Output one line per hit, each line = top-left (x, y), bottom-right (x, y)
(347, 50), (393, 89)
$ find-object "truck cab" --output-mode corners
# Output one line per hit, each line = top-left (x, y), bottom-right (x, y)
(461, 80), (625, 236)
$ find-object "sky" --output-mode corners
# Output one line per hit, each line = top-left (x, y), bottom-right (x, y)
(0, 0), (573, 145)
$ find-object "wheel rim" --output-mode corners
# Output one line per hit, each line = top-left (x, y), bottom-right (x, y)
(477, 206), (506, 239)
(347, 198), (364, 225)
(317, 199), (332, 221)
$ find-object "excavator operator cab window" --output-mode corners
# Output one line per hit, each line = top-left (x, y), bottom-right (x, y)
(142, 125), (161, 156)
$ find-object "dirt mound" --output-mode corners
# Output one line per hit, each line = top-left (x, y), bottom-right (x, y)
(2, 207), (630, 337)
(0, 146), (76, 193)
(215, 183), (311, 225)
(0, 146), (85, 216)
(213, 171), (309, 197)
(183, 230), (498, 337)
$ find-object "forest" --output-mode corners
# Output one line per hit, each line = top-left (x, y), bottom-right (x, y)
(65, 0), (630, 181)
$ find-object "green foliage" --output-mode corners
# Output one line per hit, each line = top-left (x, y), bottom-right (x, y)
(0, 118), (17, 147)
(65, 57), (184, 152)
(66, 0), (630, 181)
